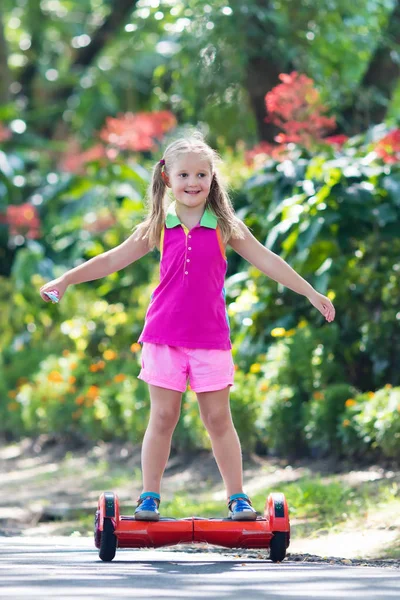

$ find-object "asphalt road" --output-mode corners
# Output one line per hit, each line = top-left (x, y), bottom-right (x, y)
(0, 536), (399, 600)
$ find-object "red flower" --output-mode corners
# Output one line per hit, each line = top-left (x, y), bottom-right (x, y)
(375, 129), (400, 164)
(59, 141), (107, 174)
(245, 141), (288, 166)
(264, 72), (337, 149)
(0, 123), (12, 143)
(99, 110), (177, 152)
(0, 203), (41, 239)
(324, 134), (348, 147)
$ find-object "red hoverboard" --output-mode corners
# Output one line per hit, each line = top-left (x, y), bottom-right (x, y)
(95, 491), (290, 563)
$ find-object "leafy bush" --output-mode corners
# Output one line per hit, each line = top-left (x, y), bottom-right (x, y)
(303, 382), (359, 458)
(252, 321), (342, 456)
(228, 125), (400, 395)
(338, 385), (400, 459)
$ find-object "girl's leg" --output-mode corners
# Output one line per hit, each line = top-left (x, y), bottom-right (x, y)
(196, 386), (244, 497)
(141, 384), (182, 495)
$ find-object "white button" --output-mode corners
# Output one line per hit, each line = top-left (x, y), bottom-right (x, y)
(188, 235), (192, 239)
(185, 271), (188, 275)
(188, 247), (192, 250)
(187, 259), (190, 262)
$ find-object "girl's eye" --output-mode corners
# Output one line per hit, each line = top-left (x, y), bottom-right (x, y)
(179, 173), (206, 177)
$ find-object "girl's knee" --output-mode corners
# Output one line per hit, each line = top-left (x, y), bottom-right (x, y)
(149, 407), (180, 433)
(201, 410), (232, 436)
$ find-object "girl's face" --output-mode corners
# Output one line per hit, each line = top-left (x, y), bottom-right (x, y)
(166, 153), (213, 209)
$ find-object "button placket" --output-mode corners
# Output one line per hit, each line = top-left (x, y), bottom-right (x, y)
(183, 227), (190, 277)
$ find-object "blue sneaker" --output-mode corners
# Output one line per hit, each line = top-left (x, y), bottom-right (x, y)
(228, 493), (257, 521)
(134, 492), (160, 521)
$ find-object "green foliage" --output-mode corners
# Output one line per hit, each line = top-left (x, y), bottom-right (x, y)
(174, 391), (212, 453)
(251, 321), (340, 456)
(338, 386), (400, 459)
(303, 383), (359, 457)
(230, 126), (400, 393)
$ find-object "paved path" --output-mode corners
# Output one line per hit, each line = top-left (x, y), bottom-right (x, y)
(0, 537), (399, 599)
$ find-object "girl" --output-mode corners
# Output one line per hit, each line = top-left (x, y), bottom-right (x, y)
(40, 133), (335, 522)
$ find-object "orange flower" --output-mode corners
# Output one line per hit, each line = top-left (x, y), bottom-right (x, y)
(69, 376), (76, 384)
(48, 370), (63, 383)
(87, 385), (100, 399)
(114, 374), (126, 383)
(70, 362), (78, 370)
(90, 361), (106, 372)
(342, 419), (351, 427)
(103, 350), (117, 360)
(260, 382), (269, 392)
(75, 396), (85, 405)
(234, 364), (239, 371)
(7, 390), (17, 399)
(130, 343), (141, 353)
(313, 391), (324, 401)
(367, 392), (375, 398)
(345, 399), (356, 408)
(385, 384), (393, 389)
(63, 350), (70, 357)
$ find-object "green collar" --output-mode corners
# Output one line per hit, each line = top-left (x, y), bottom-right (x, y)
(165, 201), (217, 229)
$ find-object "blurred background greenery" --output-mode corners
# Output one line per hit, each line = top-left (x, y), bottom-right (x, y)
(1, 0), (399, 462)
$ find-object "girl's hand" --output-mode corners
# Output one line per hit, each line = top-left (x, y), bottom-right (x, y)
(307, 290), (335, 322)
(40, 277), (68, 303)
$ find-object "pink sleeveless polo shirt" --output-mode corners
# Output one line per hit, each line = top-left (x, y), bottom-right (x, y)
(138, 201), (231, 350)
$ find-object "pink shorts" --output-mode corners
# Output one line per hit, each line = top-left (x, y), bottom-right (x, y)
(137, 343), (235, 393)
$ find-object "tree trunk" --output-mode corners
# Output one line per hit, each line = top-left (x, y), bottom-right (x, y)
(245, 55), (286, 142)
(241, 0), (294, 142)
(337, 0), (400, 133)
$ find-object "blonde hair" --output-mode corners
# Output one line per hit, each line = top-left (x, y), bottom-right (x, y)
(134, 132), (245, 250)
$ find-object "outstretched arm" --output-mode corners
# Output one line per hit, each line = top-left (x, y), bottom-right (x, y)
(40, 227), (151, 302)
(228, 221), (335, 322)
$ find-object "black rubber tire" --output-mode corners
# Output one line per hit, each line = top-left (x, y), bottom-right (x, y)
(94, 510), (101, 549)
(99, 517), (117, 562)
(270, 531), (287, 563)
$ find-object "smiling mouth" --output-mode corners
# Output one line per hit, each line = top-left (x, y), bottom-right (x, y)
(185, 191), (200, 194)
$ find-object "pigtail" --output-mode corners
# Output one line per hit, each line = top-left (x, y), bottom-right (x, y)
(206, 170), (246, 244)
(133, 160), (167, 251)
